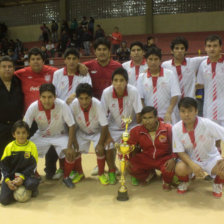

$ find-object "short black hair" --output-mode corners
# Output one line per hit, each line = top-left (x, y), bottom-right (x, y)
(112, 67), (128, 82)
(178, 97), (198, 110)
(39, 83), (56, 96)
(141, 106), (157, 117)
(76, 83), (93, 97)
(170, 36), (189, 51)
(64, 48), (80, 59)
(130, 41), (144, 50)
(28, 47), (45, 61)
(93, 37), (111, 50)
(147, 36), (154, 41)
(12, 120), (30, 136)
(205, 34), (222, 46)
(0, 55), (14, 65)
(145, 46), (162, 60)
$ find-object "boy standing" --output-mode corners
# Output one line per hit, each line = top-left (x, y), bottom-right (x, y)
(0, 121), (39, 205)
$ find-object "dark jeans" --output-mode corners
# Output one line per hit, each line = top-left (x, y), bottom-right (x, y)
(0, 177), (39, 206)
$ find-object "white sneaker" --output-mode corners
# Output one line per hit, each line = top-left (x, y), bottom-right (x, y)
(52, 169), (63, 180)
(213, 183), (223, 198)
(177, 182), (189, 194)
(91, 166), (99, 176)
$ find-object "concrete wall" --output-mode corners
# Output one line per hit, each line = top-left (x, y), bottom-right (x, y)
(7, 11), (224, 42)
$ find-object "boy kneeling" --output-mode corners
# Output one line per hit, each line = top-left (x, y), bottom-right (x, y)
(173, 97), (224, 198)
(0, 121), (39, 205)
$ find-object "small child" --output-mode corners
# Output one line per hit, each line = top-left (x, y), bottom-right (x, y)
(0, 120), (39, 205)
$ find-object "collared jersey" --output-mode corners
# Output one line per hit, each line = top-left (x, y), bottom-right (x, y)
(1, 140), (38, 179)
(172, 117), (224, 162)
(122, 59), (148, 87)
(24, 98), (75, 137)
(197, 56), (224, 120)
(84, 59), (121, 100)
(128, 122), (174, 160)
(70, 97), (108, 134)
(101, 84), (142, 131)
(52, 67), (92, 101)
(162, 56), (207, 98)
(15, 65), (57, 111)
(137, 68), (181, 119)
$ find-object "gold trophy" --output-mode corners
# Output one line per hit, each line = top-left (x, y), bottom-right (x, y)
(115, 117), (135, 201)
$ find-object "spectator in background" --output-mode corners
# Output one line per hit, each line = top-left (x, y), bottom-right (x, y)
(109, 26), (122, 55)
(7, 49), (18, 65)
(95, 24), (105, 40)
(144, 36), (156, 51)
(116, 41), (130, 63)
(88, 17), (95, 38)
(40, 45), (49, 64)
(81, 16), (88, 28)
(82, 27), (92, 56)
(71, 18), (78, 35)
(21, 48), (29, 67)
(40, 23), (50, 44)
(51, 20), (58, 43)
(61, 20), (69, 34)
(46, 40), (55, 58)
(60, 30), (70, 53)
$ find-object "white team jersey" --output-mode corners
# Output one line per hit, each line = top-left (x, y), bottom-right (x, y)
(122, 60), (148, 87)
(162, 57), (207, 98)
(137, 68), (181, 119)
(197, 56), (224, 120)
(52, 67), (92, 101)
(172, 117), (223, 162)
(24, 98), (75, 136)
(70, 97), (108, 135)
(101, 84), (143, 131)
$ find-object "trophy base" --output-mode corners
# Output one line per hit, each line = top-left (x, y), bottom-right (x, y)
(117, 190), (129, 201)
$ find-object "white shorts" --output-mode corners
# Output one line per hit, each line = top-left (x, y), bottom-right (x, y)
(109, 129), (123, 144)
(193, 154), (222, 177)
(31, 133), (69, 159)
(76, 130), (101, 153)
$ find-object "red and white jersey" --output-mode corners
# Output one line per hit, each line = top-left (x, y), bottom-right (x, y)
(84, 59), (121, 100)
(197, 56), (224, 120)
(52, 67), (92, 101)
(15, 65), (57, 111)
(24, 98), (75, 137)
(101, 84), (143, 131)
(172, 117), (224, 162)
(122, 59), (148, 87)
(137, 68), (181, 119)
(162, 57), (207, 98)
(70, 97), (108, 135)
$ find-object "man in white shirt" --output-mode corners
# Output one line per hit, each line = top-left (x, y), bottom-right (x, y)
(69, 83), (116, 185)
(122, 41), (148, 87)
(137, 46), (181, 123)
(162, 36), (207, 123)
(24, 83), (76, 188)
(173, 97), (224, 198)
(52, 48), (92, 104)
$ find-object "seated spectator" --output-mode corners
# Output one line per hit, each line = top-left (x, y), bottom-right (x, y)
(116, 41), (130, 63)
(144, 36), (156, 51)
(95, 24), (105, 40)
(46, 40), (55, 58)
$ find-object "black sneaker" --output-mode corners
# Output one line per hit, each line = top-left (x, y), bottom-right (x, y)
(204, 175), (213, 181)
(63, 178), (75, 188)
(32, 189), (39, 197)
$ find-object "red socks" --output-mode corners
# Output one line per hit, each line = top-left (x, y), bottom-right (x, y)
(97, 156), (105, 176)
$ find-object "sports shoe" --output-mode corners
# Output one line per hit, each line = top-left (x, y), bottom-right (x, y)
(177, 182), (189, 194)
(131, 176), (139, 186)
(31, 189), (39, 197)
(63, 177), (75, 188)
(52, 169), (63, 180)
(91, 166), (99, 176)
(108, 172), (116, 185)
(69, 170), (76, 179)
(98, 174), (109, 185)
(212, 183), (223, 198)
(72, 173), (84, 184)
(171, 175), (180, 187)
(205, 175), (213, 182)
(162, 182), (172, 191)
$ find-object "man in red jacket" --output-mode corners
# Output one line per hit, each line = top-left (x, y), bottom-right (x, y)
(128, 106), (177, 190)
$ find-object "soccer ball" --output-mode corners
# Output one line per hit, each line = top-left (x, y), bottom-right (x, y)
(13, 186), (32, 203)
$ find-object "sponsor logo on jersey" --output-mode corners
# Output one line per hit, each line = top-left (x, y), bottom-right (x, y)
(159, 134), (167, 143)
(45, 74), (51, 82)
(30, 86), (39, 91)
(24, 152), (31, 159)
(90, 70), (97, 74)
(28, 76), (33, 79)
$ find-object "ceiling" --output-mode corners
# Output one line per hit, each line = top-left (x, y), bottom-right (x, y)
(0, 0), (57, 7)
